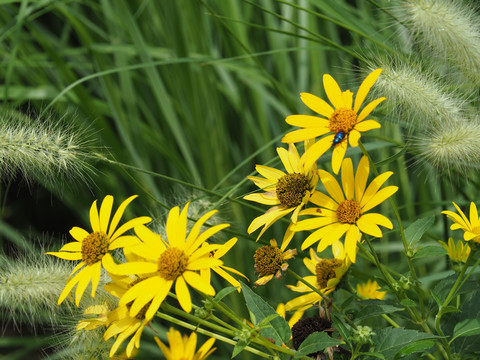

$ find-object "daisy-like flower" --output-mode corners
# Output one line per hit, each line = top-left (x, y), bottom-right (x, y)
(439, 237), (471, 263)
(244, 142), (318, 240)
(292, 156), (398, 263)
(110, 203), (226, 320)
(155, 328), (216, 360)
(200, 238), (248, 290)
(442, 202), (480, 244)
(282, 69), (385, 174)
(356, 279), (386, 300)
(46, 195), (151, 306)
(103, 275), (151, 358)
(253, 239), (297, 286)
(285, 243), (350, 311)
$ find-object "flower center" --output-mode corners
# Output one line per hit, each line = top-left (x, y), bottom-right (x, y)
(291, 316), (332, 354)
(253, 245), (283, 276)
(336, 200), (362, 224)
(276, 173), (310, 208)
(329, 108), (357, 134)
(158, 247), (189, 281)
(315, 258), (343, 289)
(81, 232), (109, 264)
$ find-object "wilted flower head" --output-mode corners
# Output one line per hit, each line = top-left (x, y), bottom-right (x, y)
(253, 239), (297, 286)
(439, 238), (471, 264)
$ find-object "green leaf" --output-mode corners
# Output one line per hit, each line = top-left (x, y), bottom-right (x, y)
(451, 319), (480, 342)
(405, 216), (434, 247)
(354, 300), (403, 323)
(214, 286), (238, 302)
(373, 327), (439, 360)
(413, 245), (447, 259)
(240, 281), (291, 345)
(395, 339), (436, 358)
(232, 339), (250, 358)
(357, 352), (385, 359)
(400, 298), (416, 307)
(293, 332), (343, 358)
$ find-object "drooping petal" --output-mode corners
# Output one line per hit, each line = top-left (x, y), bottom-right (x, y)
(316, 223), (349, 252)
(300, 92), (334, 117)
(75, 264), (95, 306)
(57, 266), (85, 305)
(183, 271), (215, 296)
(144, 280), (172, 320)
(331, 141), (348, 175)
(354, 69), (382, 113)
(89, 261), (102, 298)
(302, 135), (335, 170)
(348, 129), (361, 147)
(344, 225), (360, 263)
(175, 276), (192, 313)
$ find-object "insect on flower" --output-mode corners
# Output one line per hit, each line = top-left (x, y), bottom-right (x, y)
(332, 131), (346, 146)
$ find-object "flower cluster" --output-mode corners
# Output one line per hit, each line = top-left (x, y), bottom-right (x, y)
(47, 196), (244, 358)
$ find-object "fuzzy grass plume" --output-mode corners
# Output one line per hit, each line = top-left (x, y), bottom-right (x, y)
(398, 0), (480, 85)
(0, 110), (94, 184)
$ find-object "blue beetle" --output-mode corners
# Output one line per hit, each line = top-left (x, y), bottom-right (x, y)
(332, 131), (346, 145)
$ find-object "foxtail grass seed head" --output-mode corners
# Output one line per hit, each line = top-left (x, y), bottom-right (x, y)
(367, 61), (465, 129)
(412, 117), (480, 173)
(0, 252), (111, 328)
(398, 0), (480, 85)
(0, 110), (94, 185)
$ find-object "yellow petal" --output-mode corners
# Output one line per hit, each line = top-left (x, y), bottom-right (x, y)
(145, 282), (172, 320)
(331, 141), (348, 175)
(354, 119), (381, 132)
(89, 199), (100, 233)
(318, 169), (345, 204)
(134, 224), (166, 254)
(323, 74), (344, 109)
(309, 191), (338, 210)
(166, 204), (188, 249)
(57, 266), (85, 305)
(243, 193), (280, 205)
(300, 92), (334, 117)
(360, 171), (394, 207)
(285, 292), (321, 311)
(183, 270), (215, 296)
(187, 223), (230, 255)
(354, 69), (382, 113)
(285, 114), (330, 128)
(362, 186), (398, 213)
(247, 207), (293, 235)
(293, 216), (337, 232)
(316, 223), (349, 252)
(69, 227), (89, 242)
(175, 276), (192, 313)
(99, 195), (114, 234)
(110, 261), (158, 276)
(357, 97), (385, 122)
(341, 157), (354, 199)
(109, 235), (141, 250)
(342, 90), (353, 109)
(348, 129), (361, 147)
(256, 164), (285, 181)
(75, 264), (95, 306)
(344, 225), (360, 263)
(58, 241), (81, 252)
(282, 127), (329, 143)
(354, 156), (369, 201)
(301, 135), (334, 169)
(356, 215), (383, 237)
(45, 251), (83, 261)
(110, 216), (152, 243)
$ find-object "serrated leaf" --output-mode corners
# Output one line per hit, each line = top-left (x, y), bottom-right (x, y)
(400, 298), (416, 307)
(395, 339), (436, 358)
(451, 319), (480, 342)
(373, 328), (439, 360)
(240, 281), (290, 345)
(214, 286), (238, 302)
(332, 313), (350, 341)
(405, 216), (434, 247)
(413, 245), (447, 259)
(354, 300), (403, 323)
(293, 332), (343, 358)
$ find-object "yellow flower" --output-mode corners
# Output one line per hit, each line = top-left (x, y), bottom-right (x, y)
(244, 142), (319, 241)
(442, 202), (480, 243)
(155, 328), (216, 360)
(110, 203), (226, 319)
(356, 280), (386, 300)
(439, 237), (471, 263)
(282, 69), (385, 174)
(46, 195), (151, 306)
(292, 156), (398, 263)
(103, 275), (150, 358)
(200, 238), (248, 290)
(253, 239), (297, 286)
(285, 243), (350, 311)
